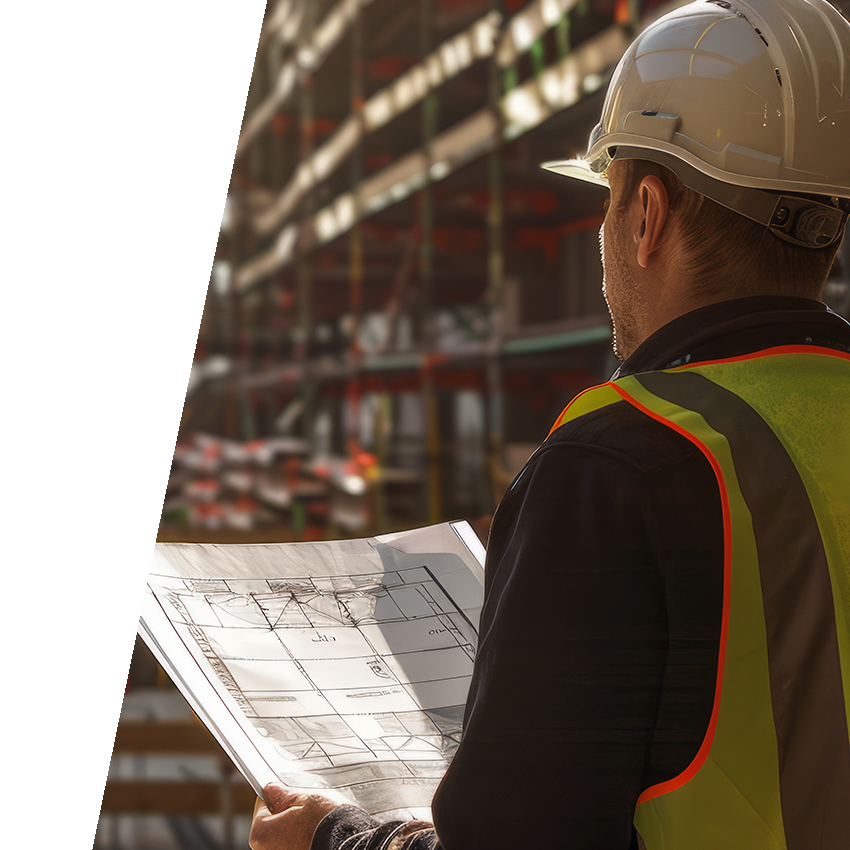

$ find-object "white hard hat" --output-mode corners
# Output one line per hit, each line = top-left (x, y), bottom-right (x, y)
(544, 0), (850, 248)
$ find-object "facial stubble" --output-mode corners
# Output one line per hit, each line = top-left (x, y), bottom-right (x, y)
(600, 214), (644, 361)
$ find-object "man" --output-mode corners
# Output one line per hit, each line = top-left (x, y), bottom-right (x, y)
(250, 0), (850, 846)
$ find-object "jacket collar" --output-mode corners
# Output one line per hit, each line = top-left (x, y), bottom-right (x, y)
(613, 296), (848, 379)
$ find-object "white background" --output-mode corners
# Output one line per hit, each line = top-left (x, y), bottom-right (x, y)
(0, 3), (266, 847)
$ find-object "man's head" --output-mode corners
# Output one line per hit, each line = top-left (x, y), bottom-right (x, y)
(544, 0), (850, 356)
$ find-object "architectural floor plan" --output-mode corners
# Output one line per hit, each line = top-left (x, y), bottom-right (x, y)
(140, 522), (485, 819)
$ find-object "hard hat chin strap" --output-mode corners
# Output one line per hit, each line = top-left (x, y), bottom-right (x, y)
(613, 146), (849, 250)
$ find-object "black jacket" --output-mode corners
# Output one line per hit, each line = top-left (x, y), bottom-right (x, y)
(313, 297), (850, 850)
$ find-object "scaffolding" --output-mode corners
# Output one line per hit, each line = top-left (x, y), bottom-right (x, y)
(187, 0), (692, 536)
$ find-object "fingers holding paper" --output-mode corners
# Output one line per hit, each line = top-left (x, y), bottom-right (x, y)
(250, 783), (340, 850)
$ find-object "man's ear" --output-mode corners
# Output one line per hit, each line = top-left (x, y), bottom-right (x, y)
(635, 176), (670, 269)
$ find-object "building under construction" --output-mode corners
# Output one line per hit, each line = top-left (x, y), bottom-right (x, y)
(164, 0), (663, 543)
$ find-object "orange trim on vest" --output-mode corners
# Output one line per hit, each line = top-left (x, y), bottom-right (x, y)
(548, 347), (849, 439)
(546, 381), (614, 439)
(610, 382), (733, 805)
(668, 344), (850, 371)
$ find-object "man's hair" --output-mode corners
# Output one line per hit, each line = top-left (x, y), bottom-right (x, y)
(615, 159), (842, 300)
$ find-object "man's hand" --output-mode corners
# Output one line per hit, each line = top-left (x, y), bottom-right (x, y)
(249, 783), (340, 850)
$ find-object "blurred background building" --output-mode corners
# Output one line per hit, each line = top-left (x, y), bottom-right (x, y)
(98, 0), (850, 848)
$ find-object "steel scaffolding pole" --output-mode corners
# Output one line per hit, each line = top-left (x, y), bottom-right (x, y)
(419, 0), (442, 525)
(296, 1), (316, 445)
(486, 1), (507, 511)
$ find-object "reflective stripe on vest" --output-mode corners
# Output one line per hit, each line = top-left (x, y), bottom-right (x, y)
(549, 346), (850, 849)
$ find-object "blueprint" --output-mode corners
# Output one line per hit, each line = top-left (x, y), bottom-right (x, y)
(139, 521), (485, 820)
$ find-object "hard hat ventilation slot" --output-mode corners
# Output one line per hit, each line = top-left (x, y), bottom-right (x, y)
(754, 28), (769, 47)
(775, 68), (782, 87)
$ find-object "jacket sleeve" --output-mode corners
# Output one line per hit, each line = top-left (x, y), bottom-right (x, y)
(429, 428), (721, 848)
(312, 807), (439, 850)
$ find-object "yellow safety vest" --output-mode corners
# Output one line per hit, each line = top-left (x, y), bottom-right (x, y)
(549, 345), (850, 849)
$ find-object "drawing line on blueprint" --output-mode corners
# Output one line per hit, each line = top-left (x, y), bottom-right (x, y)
(149, 565), (475, 777)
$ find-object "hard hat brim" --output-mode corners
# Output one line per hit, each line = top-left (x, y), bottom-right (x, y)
(540, 158), (609, 188)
